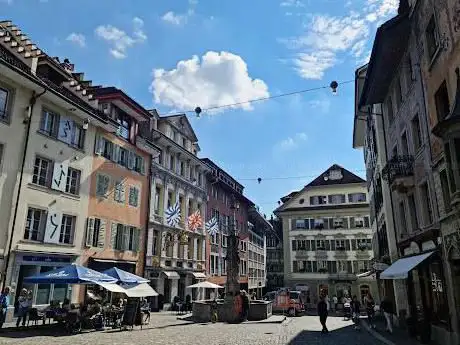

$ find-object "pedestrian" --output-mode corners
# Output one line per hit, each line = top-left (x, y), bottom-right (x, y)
(364, 292), (376, 329)
(241, 290), (249, 321)
(0, 286), (11, 330)
(351, 295), (361, 330)
(317, 294), (328, 334)
(380, 296), (394, 334)
(332, 295), (338, 313)
(16, 288), (29, 327)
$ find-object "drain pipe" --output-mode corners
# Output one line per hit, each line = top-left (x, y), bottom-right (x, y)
(1, 88), (47, 290)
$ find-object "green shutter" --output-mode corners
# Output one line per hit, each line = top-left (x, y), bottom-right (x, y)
(85, 218), (95, 247)
(110, 222), (117, 249)
(120, 182), (126, 203)
(97, 219), (106, 248)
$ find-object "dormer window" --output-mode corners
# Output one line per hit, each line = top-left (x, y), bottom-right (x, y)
(115, 110), (131, 140)
(310, 195), (327, 205)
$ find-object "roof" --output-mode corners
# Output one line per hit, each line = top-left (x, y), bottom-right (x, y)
(359, 13), (410, 107)
(160, 113), (198, 142)
(353, 64), (368, 149)
(92, 87), (152, 119)
(201, 157), (244, 191)
(280, 191), (298, 203)
(305, 164), (365, 187)
(433, 68), (460, 137)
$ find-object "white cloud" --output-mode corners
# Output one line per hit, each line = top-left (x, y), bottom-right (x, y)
(151, 51), (269, 113)
(280, 0), (398, 79)
(280, 0), (305, 8)
(95, 17), (146, 59)
(66, 33), (86, 47)
(162, 0), (197, 26)
(275, 132), (308, 152)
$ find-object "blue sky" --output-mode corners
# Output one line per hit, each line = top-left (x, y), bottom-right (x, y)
(3, 0), (398, 215)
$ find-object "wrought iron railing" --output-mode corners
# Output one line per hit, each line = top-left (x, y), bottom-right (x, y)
(382, 155), (414, 184)
(0, 44), (32, 74)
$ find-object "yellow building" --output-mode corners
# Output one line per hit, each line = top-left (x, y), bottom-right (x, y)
(275, 165), (377, 306)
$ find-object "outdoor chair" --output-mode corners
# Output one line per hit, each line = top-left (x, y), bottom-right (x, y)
(27, 308), (45, 326)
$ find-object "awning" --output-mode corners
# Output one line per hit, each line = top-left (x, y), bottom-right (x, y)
(121, 283), (159, 297)
(163, 271), (180, 279)
(191, 272), (206, 279)
(97, 282), (128, 293)
(380, 251), (435, 280)
(356, 270), (374, 278)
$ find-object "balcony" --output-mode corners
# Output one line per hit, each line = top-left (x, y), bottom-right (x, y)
(382, 155), (415, 193)
(329, 273), (357, 281)
(295, 250), (309, 259)
(315, 249), (327, 259)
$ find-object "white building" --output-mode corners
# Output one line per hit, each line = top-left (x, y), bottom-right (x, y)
(143, 112), (209, 306)
(275, 164), (378, 305)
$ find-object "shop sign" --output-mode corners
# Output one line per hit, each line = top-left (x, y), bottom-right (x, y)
(22, 256), (72, 263)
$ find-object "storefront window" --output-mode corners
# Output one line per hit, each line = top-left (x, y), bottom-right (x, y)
(36, 266), (53, 305)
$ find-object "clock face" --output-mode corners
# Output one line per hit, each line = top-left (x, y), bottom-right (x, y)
(328, 170), (343, 180)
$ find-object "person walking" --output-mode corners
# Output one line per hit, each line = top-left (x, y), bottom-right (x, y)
(317, 295), (329, 334)
(0, 287), (11, 330)
(332, 295), (338, 313)
(380, 296), (394, 334)
(351, 295), (361, 330)
(241, 290), (249, 321)
(16, 288), (29, 327)
(364, 292), (376, 329)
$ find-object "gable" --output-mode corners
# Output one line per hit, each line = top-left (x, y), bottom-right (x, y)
(164, 114), (198, 142)
(306, 164), (365, 187)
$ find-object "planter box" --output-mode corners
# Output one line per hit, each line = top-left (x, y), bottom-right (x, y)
(248, 301), (272, 321)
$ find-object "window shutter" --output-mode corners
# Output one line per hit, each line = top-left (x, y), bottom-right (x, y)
(128, 152), (135, 170)
(97, 219), (106, 248)
(140, 157), (146, 175)
(110, 222), (117, 248)
(120, 182), (126, 203)
(85, 218), (95, 247)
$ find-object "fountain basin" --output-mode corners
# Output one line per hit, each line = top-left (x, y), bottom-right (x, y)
(191, 299), (272, 322)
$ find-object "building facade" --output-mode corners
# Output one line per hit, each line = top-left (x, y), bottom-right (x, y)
(202, 158), (252, 291)
(144, 113), (209, 305)
(80, 87), (159, 280)
(266, 216), (284, 293)
(358, 2), (454, 343)
(275, 165), (377, 305)
(0, 21), (118, 315)
(247, 207), (271, 296)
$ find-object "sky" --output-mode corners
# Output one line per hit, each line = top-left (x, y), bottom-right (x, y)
(2, 0), (398, 216)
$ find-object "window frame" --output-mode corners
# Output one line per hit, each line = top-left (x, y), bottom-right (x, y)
(59, 214), (76, 245)
(0, 84), (13, 123)
(128, 186), (140, 207)
(65, 167), (81, 195)
(32, 156), (53, 187)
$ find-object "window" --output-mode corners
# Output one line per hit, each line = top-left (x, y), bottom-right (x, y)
(408, 194), (419, 231)
(222, 235), (228, 247)
(115, 110), (130, 139)
(180, 161), (185, 176)
(182, 137), (187, 148)
(65, 167), (81, 195)
(86, 218), (104, 248)
(348, 193), (366, 203)
(154, 186), (161, 213)
(70, 124), (85, 149)
(32, 157), (52, 187)
(59, 215), (75, 244)
(328, 194), (346, 204)
(0, 86), (11, 121)
(295, 219), (306, 229)
(386, 97), (394, 123)
(101, 138), (113, 160)
(96, 174), (110, 197)
(335, 240), (346, 250)
(420, 183), (433, 225)
(118, 148), (128, 166)
(440, 170), (452, 213)
(169, 155), (174, 170)
(134, 155), (145, 174)
(435, 81), (450, 122)
(401, 131), (409, 155)
(167, 190), (173, 208)
(24, 208), (46, 241)
(399, 201), (408, 236)
(39, 110), (58, 136)
(310, 195), (326, 205)
(114, 181), (125, 203)
(112, 223), (140, 251)
(411, 114), (422, 151)
(426, 16), (439, 60)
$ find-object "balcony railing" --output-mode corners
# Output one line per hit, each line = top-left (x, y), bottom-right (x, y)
(382, 155), (414, 186)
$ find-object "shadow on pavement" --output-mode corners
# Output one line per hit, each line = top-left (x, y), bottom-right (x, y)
(287, 324), (382, 345)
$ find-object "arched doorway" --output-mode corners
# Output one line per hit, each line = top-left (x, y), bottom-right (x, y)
(335, 284), (351, 301)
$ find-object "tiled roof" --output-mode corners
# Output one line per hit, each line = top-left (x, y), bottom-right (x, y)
(305, 164), (365, 187)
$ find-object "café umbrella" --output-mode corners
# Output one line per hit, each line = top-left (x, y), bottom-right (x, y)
(23, 264), (117, 285)
(102, 267), (149, 284)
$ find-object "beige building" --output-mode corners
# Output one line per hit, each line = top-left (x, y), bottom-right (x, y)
(275, 165), (377, 305)
(0, 21), (117, 315)
(143, 112), (209, 306)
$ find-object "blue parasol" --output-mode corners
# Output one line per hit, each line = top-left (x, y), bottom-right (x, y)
(102, 267), (149, 284)
(23, 264), (117, 284)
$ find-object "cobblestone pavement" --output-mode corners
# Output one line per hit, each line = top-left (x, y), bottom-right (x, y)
(0, 314), (385, 345)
